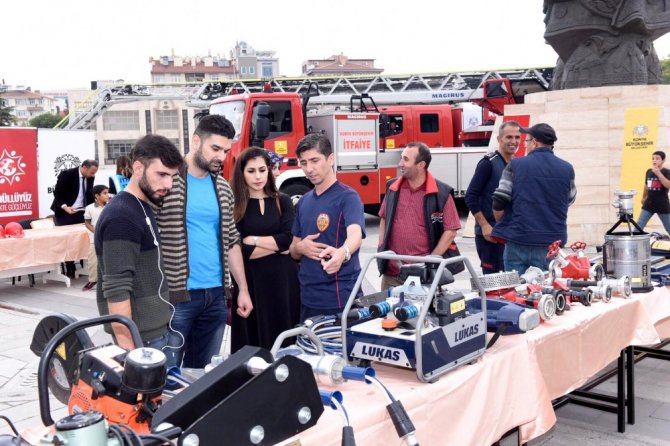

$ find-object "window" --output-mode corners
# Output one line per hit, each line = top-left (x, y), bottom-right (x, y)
(381, 114), (404, 137)
(210, 74), (219, 81)
(262, 64), (273, 77)
(156, 109), (179, 130)
(241, 67), (247, 75)
(250, 100), (292, 144)
(103, 110), (140, 130)
(185, 73), (205, 82)
(105, 140), (135, 164)
(209, 100), (245, 140)
(171, 74), (181, 83)
(249, 66), (255, 75)
(420, 114), (439, 133)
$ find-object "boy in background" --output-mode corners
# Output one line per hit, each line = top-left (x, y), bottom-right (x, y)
(82, 185), (110, 291)
(638, 150), (670, 234)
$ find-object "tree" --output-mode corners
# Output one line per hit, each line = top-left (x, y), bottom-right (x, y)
(661, 56), (670, 84)
(0, 102), (16, 126)
(29, 113), (62, 128)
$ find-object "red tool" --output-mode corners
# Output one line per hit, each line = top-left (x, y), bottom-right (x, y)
(547, 240), (603, 281)
(486, 289), (556, 321)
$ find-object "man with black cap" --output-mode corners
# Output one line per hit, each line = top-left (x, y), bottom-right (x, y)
(491, 123), (576, 272)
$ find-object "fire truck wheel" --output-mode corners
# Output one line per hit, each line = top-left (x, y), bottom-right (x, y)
(282, 183), (312, 206)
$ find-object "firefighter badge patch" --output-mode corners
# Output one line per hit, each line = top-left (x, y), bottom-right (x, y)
(430, 212), (444, 224)
(316, 213), (330, 232)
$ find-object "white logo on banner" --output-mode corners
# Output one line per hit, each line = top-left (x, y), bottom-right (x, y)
(0, 149), (26, 186)
(53, 154), (81, 177)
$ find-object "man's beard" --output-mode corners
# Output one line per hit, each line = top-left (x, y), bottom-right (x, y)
(139, 171), (169, 206)
(194, 147), (221, 174)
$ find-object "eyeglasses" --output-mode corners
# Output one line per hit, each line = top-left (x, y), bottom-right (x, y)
(525, 138), (534, 144)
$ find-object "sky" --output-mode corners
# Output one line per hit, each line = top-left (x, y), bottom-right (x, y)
(4, 0), (670, 91)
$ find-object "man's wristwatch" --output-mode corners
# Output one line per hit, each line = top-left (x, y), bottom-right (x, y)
(343, 245), (351, 262)
(253, 236), (258, 246)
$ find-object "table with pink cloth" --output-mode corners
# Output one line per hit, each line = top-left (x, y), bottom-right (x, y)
(298, 289), (670, 445)
(0, 224), (90, 287)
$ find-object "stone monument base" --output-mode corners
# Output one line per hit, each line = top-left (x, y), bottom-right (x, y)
(503, 85), (670, 246)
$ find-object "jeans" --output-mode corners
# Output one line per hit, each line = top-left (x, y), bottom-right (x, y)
(636, 209), (670, 234)
(503, 241), (550, 274)
(143, 333), (179, 370)
(168, 286), (227, 368)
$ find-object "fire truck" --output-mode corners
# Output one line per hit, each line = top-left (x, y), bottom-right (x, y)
(206, 70), (550, 211)
(60, 68), (551, 211)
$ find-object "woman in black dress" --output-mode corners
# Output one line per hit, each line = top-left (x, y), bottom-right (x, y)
(230, 147), (300, 352)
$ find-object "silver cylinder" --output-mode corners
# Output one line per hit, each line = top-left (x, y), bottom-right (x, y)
(603, 234), (651, 292)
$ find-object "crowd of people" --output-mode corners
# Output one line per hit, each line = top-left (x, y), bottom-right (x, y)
(54, 116), (670, 370)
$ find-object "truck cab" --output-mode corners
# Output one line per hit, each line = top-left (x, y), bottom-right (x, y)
(209, 92), (304, 180)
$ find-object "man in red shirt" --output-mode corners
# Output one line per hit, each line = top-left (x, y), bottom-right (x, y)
(377, 142), (461, 290)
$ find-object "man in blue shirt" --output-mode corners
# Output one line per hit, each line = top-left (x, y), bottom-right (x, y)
(465, 121), (520, 274)
(156, 115), (252, 368)
(290, 133), (365, 321)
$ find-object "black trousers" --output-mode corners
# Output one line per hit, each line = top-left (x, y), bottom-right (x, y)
(54, 211), (85, 277)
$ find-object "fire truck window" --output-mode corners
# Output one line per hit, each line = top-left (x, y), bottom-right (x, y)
(390, 116), (402, 134)
(419, 114), (439, 133)
(252, 100), (292, 139)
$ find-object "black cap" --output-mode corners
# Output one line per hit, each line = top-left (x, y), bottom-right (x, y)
(519, 123), (557, 146)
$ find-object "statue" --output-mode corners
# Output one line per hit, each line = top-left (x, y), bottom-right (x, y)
(544, 0), (670, 89)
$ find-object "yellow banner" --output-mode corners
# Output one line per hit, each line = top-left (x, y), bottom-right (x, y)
(621, 107), (660, 217)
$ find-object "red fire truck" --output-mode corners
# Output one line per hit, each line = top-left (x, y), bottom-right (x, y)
(208, 74), (548, 211)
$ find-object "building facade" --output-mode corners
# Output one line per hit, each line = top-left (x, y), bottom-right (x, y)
(149, 54), (236, 84)
(67, 89), (197, 167)
(302, 54), (383, 76)
(230, 41), (279, 79)
(0, 88), (57, 126)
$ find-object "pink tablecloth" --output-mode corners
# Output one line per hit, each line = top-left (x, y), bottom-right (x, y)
(519, 293), (661, 441)
(0, 225), (90, 271)
(298, 332), (554, 446)
(300, 289), (670, 446)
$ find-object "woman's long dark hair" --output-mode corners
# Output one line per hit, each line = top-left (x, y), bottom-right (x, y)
(231, 147), (281, 223)
(115, 155), (132, 178)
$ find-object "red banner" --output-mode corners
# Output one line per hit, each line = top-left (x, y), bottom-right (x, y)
(0, 128), (39, 226)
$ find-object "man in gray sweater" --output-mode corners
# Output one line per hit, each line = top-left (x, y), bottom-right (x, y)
(95, 135), (183, 352)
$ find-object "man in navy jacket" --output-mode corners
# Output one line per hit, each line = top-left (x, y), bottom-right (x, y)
(465, 121), (521, 274)
(492, 123), (576, 273)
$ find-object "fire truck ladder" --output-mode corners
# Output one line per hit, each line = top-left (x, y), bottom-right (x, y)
(58, 83), (205, 130)
(189, 67), (553, 107)
(58, 67), (553, 129)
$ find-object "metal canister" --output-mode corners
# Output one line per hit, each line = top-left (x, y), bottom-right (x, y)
(603, 233), (652, 293)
